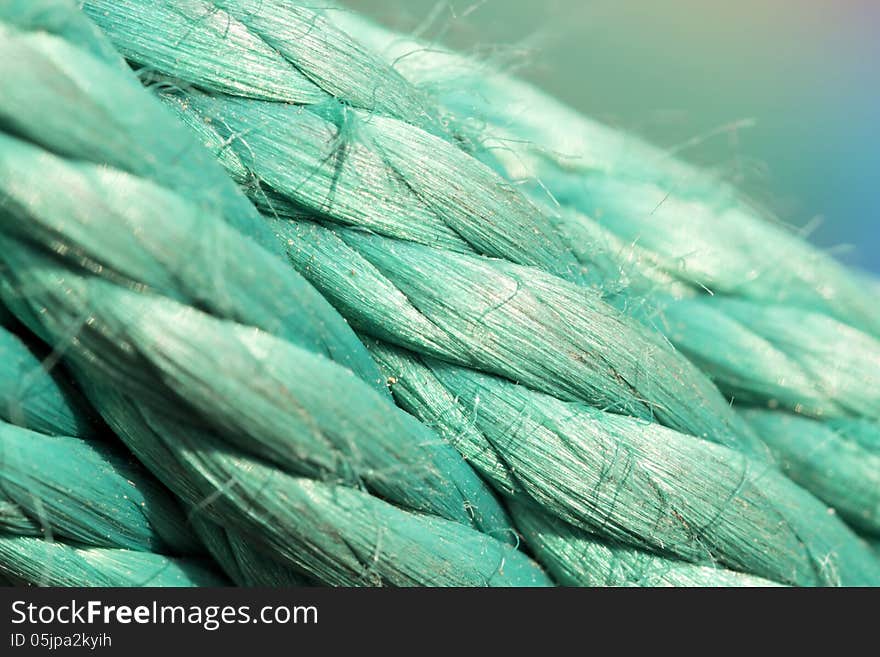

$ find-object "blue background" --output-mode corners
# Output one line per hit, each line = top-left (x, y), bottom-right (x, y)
(348, 0), (880, 274)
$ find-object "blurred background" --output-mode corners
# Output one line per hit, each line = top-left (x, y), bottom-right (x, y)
(345, 0), (880, 274)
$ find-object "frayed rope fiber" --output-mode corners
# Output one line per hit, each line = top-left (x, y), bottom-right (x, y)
(0, 0), (877, 587)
